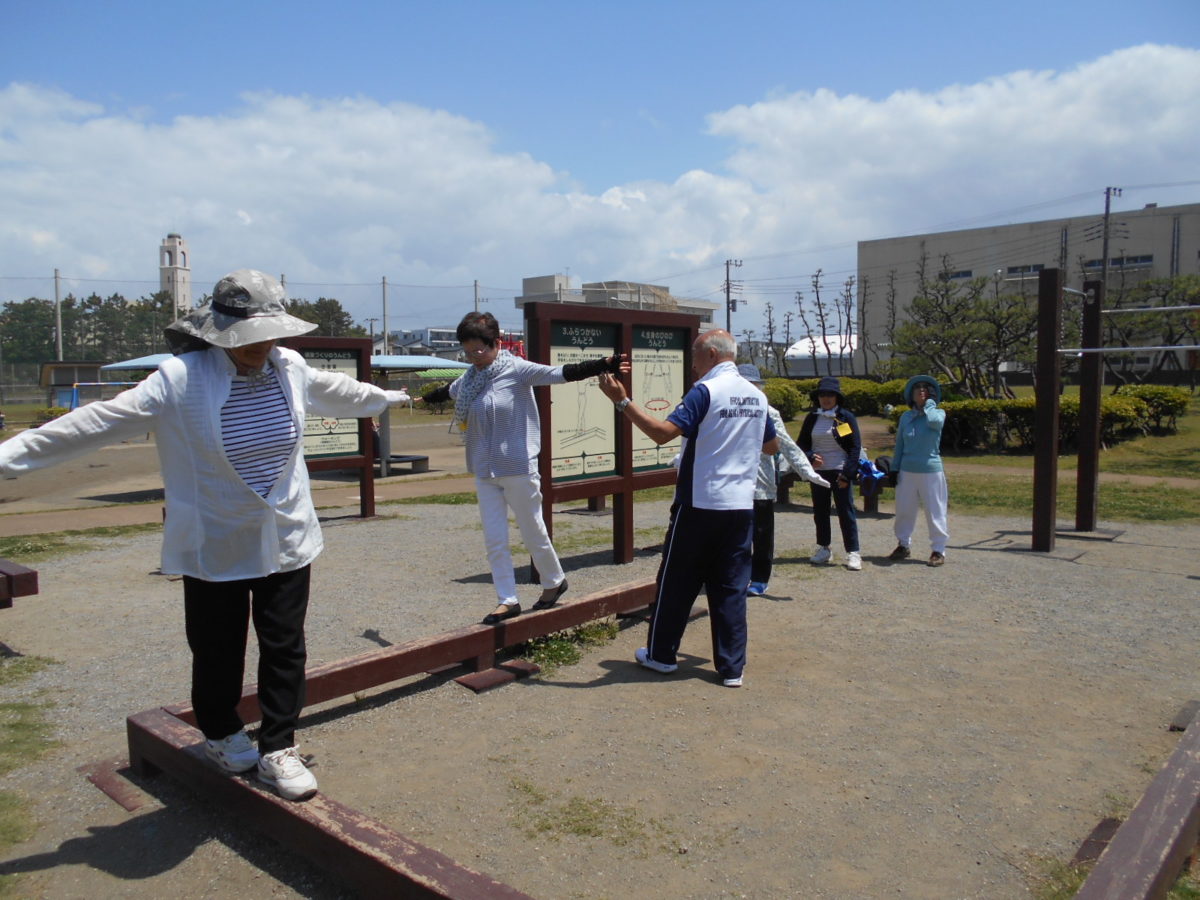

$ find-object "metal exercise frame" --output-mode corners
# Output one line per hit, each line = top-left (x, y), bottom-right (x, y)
(1033, 271), (1199, 549)
(119, 579), (657, 897)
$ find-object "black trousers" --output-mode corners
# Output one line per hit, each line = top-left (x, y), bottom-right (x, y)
(649, 505), (753, 679)
(182, 566), (310, 753)
(809, 470), (860, 552)
(751, 498), (775, 583)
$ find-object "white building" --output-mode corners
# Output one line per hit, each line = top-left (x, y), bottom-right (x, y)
(159, 233), (191, 315)
(856, 201), (1200, 370)
(784, 334), (859, 377)
(514, 274), (720, 326)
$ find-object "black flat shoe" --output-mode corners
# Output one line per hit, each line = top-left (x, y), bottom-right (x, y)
(531, 579), (568, 611)
(482, 604), (521, 625)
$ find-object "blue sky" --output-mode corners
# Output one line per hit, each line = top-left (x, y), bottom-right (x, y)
(2, 0), (1198, 335)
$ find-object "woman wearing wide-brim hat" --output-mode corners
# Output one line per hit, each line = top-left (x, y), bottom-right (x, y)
(0, 269), (409, 801)
(797, 376), (863, 570)
(888, 375), (949, 567)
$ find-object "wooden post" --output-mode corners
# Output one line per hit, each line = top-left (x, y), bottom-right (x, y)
(1076, 280), (1104, 532)
(1032, 268), (1063, 552)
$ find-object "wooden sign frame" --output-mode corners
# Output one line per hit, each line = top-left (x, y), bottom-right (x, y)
(523, 302), (701, 563)
(280, 336), (376, 518)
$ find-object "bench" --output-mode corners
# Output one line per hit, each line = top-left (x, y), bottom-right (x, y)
(0, 557), (39, 609)
(776, 472), (886, 514)
(379, 454), (429, 474)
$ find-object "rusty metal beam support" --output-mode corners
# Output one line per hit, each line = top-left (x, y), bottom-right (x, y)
(126, 708), (533, 899)
(120, 579), (657, 894)
(1032, 268), (1064, 552)
(165, 579), (657, 726)
(1076, 717), (1200, 900)
(0, 557), (39, 609)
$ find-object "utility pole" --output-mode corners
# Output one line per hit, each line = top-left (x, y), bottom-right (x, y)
(54, 268), (63, 361)
(381, 277), (390, 355)
(365, 318), (379, 349)
(474, 279), (480, 312)
(1100, 186), (1122, 290)
(724, 259), (742, 333)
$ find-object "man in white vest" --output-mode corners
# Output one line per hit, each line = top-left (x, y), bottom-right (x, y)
(599, 330), (778, 687)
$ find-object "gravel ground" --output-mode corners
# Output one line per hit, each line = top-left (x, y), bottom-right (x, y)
(1, 494), (1199, 898)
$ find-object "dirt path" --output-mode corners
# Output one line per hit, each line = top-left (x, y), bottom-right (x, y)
(3, 417), (1200, 898)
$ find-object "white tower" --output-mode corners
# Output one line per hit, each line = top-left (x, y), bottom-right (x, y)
(159, 233), (192, 315)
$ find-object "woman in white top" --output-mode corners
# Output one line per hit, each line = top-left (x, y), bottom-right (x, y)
(0, 270), (408, 801)
(421, 312), (626, 625)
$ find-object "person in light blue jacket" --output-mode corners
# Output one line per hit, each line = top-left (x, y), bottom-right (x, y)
(888, 375), (948, 566)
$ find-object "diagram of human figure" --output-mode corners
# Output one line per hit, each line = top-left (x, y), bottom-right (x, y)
(638, 355), (676, 413)
(561, 377), (608, 448)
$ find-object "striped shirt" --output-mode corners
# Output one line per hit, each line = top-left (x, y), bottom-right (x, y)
(221, 366), (297, 497)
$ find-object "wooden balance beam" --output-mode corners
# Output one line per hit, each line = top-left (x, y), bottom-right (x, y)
(123, 578), (657, 896)
(0, 557), (38, 610)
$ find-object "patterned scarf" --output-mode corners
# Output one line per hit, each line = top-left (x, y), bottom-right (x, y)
(450, 348), (514, 438)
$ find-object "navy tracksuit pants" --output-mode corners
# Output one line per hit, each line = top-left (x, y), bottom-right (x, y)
(648, 504), (753, 679)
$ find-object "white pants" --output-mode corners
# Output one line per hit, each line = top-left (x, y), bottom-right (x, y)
(893, 470), (949, 555)
(475, 473), (565, 605)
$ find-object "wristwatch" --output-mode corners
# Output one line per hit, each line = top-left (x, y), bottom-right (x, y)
(614, 397), (632, 413)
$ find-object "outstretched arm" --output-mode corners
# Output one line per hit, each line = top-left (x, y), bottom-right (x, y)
(771, 411), (829, 487)
(597, 373), (681, 446)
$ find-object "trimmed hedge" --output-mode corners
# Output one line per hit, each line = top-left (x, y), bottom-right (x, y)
(788, 377), (907, 416)
(31, 406), (70, 427)
(763, 379), (803, 421)
(888, 393), (1160, 452)
(1114, 384), (1189, 431)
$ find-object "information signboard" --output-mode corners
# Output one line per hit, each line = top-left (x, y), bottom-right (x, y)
(548, 322), (620, 482)
(296, 348), (362, 459)
(630, 325), (686, 471)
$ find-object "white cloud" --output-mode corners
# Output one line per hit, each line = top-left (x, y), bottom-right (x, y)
(705, 44), (1200, 249)
(1, 43), (1197, 327)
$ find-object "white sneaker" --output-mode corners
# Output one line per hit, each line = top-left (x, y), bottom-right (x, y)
(846, 551), (862, 571)
(204, 731), (258, 774)
(635, 647), (678, 674)
(257, 747), (318, 801)
(722, 676), (743, 688)
(810, 546), (832, 564)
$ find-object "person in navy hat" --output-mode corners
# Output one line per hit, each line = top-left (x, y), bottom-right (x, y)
(797, 376), (863, 570)
(736, 364), (829, 595)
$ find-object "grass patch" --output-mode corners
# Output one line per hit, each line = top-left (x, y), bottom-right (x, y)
(383, 492), (478, 506)
(0, 655), (60, 880)
(0, 523), (162, 564)
(951, 472), (1200, 522)
(515, 620), (619, 675)
(0, 656), (54, 689)
(508, 775), (672, 850)
(1029, 854), (1200, 899)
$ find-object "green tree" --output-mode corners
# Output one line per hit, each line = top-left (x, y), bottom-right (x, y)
(0, 297), (57, 364)
(1101, 274), (1200, 388)
(286, 297), (366, 337)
